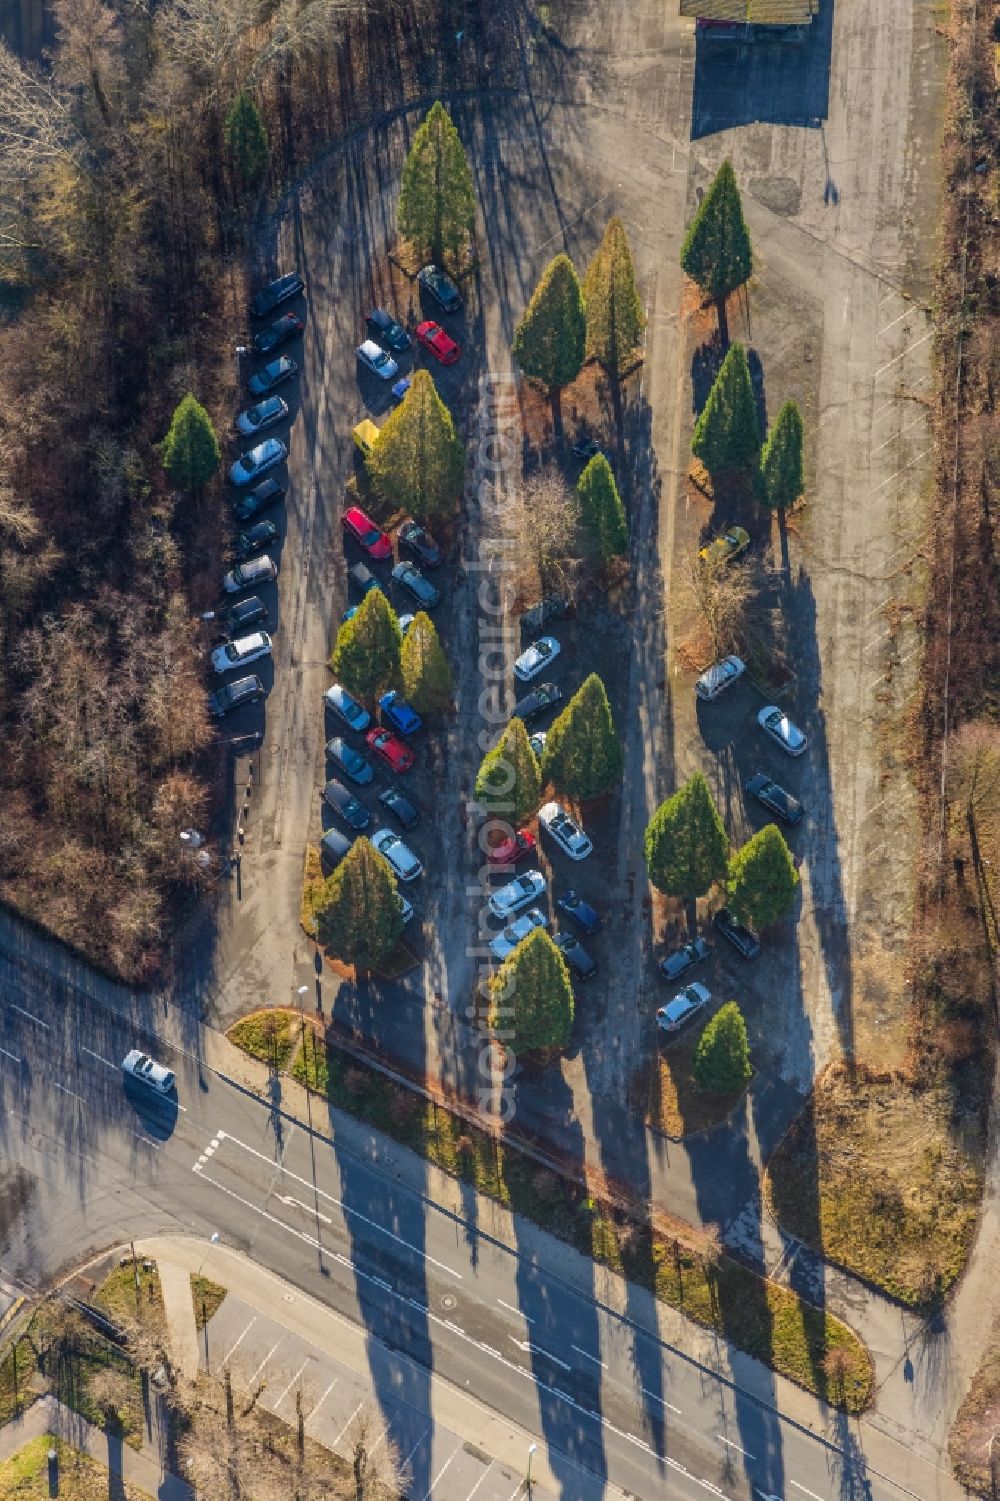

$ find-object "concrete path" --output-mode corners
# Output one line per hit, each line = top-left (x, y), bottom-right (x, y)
(158, 1258), (201, 1381)
(0, 1392), (192, 1500)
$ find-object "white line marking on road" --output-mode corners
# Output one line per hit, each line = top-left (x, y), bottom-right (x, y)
(876, 308), (913, 339)
(129, 1130), (160, 1150)
(718, 1435), (756, 1461)
(54, 1082), (85, 1102)
(571, 1344), (608, 1370)
(464, 1461), (494, 1500)
(0, 1047), (22, 1065)
(898, 643), (923, 664)
(401, 1430), (431, 1477)
(532, 192), (616, 256)
(306, 1377), (337, 1423)
(869, 447), (932, 494)
(504, 1478), (525, 1501)
(790, 1483), (826, 1501)
(871, 411), (928, 453)
(873, 329), (931, 377)
(277, 1193), (332, 1225)
(248, 1340), (282, 1386)
(9, 1005), (49, 1029)
(275, 1358), (309, 1409)
(222, 1317), (256, 1366)
(497, 1298), (533, 1322)
(332, 1400), (364, 1449)
(642, 1386), (682, 1415)
(864, 627), (893, 652)
(508, 1335), (571, 1372)
(424, 1452), (456, 1500)
(81, 1046), (115, 1069)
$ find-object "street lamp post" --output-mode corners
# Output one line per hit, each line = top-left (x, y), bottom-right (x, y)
(526, 1442), (538, 1491)
(197, 1232), (220, 1372)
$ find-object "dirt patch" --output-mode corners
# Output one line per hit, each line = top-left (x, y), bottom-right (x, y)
(645, 1029), (752, 1139)
(950, 1321), (1000, 1495)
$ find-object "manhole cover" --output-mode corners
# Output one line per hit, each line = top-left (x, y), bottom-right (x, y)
(440, 1294), (457, 1311)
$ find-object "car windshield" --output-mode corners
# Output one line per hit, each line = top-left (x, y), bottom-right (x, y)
(362, 528), (381, 546)
(343, 747), (362, 770)
(371, 348), (390, 367)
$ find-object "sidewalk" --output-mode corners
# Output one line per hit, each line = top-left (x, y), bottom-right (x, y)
(0, 1393), (192, 1501)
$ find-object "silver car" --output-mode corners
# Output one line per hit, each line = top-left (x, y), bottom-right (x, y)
(695, 655), (745, 702)
(324, 682), (371, 732)
(514, 636), (561, 683)
(211, 631), (272, 675)
(356, 339), (399, 382)
(656, 982), (711, 1034)
(122, 1049), (175, 1094)
(222, 554), (278, 594)
(539, 801), (592, 861)
(757, 705), (808, 757)
(489, 907), (548, 962)
(372, 828), (422, 882)
(488, 869), (546, 920)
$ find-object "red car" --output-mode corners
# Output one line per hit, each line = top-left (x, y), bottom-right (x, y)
(416, 321), (460, 365)
(486, 829), (536, 866)
(365, 727), (415, 773)
(341, 505), (392, 560)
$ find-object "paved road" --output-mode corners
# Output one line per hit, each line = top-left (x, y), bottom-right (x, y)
(0, 929), (963, 1501)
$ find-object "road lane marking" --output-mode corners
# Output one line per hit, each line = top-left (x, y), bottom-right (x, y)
(277, 1193), (331, 1225)
(275, 1358), (309, 1408)
(508, 1335), (570, 1372)
(790, 1484), (825, 1501)
(332, 1400), (363, 1449)
(423, 1451), (456, 1499)
(571, 1344), (608, 1370)
(642, 1386), (681, 1415)
(876, 308), (913, 339)
(873, 329), (931, 377)
(0, 1046), (22, 1065)
(306, 1377), (337, 1423)
(497, 1297), (533, 1322)
(718, 1435), (755, 1460)
(248, 1340), (282, 1385)
(54, 1082), (86, 1102)
(222, 1317), (257, 1366)
(81, 1046), (116, 1069)
(9, 1005), (49, 1029)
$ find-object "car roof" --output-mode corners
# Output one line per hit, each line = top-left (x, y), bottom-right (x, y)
(320, 829), (351, 856)
(359, 339), (386, 358)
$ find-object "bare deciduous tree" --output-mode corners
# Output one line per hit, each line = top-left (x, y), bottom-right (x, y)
(347, 1402), (411, 1501)
(52, 0), (125, 127)
(504, 465), (581, 601)
(681, 553), (757, 660)
(946, 720), (1000, 827)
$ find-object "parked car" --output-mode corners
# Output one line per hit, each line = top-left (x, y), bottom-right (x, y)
(230, 438), (287, 487)
(520, 596), (569, 632)
(233, 476), (284, 522)
(514, 636), (561, 683)
(208, 673), (264, 718)
(321, 778), (370, 831)
(325, 736), (374, 785)
(366, 307), (411, 353)
(757, 705), (808, 757)
(342, 505), (392, 560)
(356, 338), (399, 382)
(353, 419), (380, 459)
(235, 519), (280, 559)
(211, 631), (272, 675)
(379, 786), (420, 830)
(397, 894), (415, 925)
(529, 730), (547, 758)
(488, 869), (546, 920)
(699, 525), (750, 566)
(349, 561), (381, 595)
(659, 937), (712, 982)
(556, 889), (601, 935)
(416, 320), (460, 364)
(372, 828), (422, 882)
(319, 828), (353, 872)
(745, 771), (804, 826)
(713, 907), (762, 960)
(392, 560), (440, 609)
(121, 1049), (175, 1094)
(253, 313), (304, 355)
(248, 356), (297, 397)
(397, 519), (442, 568)
(490, 908), (548, 962)
(220, 596), (266, 634)
(378, 690), (422, 736)
(366, 726), (415, 773)
(512, 682), (562, 724)
(250, 271), (304, 319)
(572, 435), (612, 464)
(391, 376), (412, 404)
(398, 613), (415, 637)
(695, 655), (746, 702)
(324, 682), (371, 732)
(236, 395), (289, 437)
(417, 264), (461, 313)
(222, 554), (278, 594)
(554, 931), (598, 980)
(657, 982), (711, 1034)
(486, 828), (536, 866)
(539, 801), (592, 860)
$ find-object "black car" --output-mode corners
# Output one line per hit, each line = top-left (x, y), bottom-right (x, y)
(572, 436), (613, 465)
(366, 307), (411, 353)
(512, 681), (562, 724)
(252, 312), (305, 355)
(235, 519), (280, 559)
(713, 907), (762, 960)
(397, 519), (442, 568)
(221, 595), (267, 634)
(417, 264), (462, 313)
(379, 786), (420, 830)
(207, 674), (264, 718)
(251, 271), (305, 319)
(659, 937), (712, 981)
(744, 771), (804, 826)
(321, 778), (371, 831)
(319, 827), (353, 872)
(392, 560), (440, 609)
(554, 931), (598, 980)
(520, 596), (570, 632)
(556, 889), (601, 935)
(233, 476), (285, 522)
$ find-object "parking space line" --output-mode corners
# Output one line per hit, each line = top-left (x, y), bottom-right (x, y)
(642, 1386), (682, 1415)
(401, 1429), (431, 1477)
(0, 1046), (22, 1065)
(571, 1343), (608, 1370)
(790, 1483), (825, 1501)
(873, 329), (931, 377)
(332, 1400), (363, 1449)
(876, 308), (913, 339)
(54, 1082), (85, 1102)
(504, 1477), (526, 1501)
(275, 1358), (310, 1409)
(222, 1317), (256, 1366)
(129, 1129), (160, 1150)
(80, 1046), (116, 1069)
(248, 1340), (282, 1386)
(423, 1452), (456, 1499)
(869, 447), (932, 494)
(306, 1377), (337, 1423)
(497, 1298), (533, 1323)
(9, 1005), (49, 1029)
(718, 1435), (755, 1461)
(871, 411), (928, 453)
(464, 1461), (494, 1500)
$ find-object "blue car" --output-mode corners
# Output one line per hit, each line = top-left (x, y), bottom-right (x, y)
(555, 889), (601, 935)
(379, 690), (422, 736)
(391, 376), (412, 403)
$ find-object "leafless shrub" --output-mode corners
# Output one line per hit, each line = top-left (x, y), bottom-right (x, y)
(504, 465), (581, 601)
(346, 1401), (411, 1500)
(681, 554), (758, 660)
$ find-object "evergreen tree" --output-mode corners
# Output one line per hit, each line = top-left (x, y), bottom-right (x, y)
(728, 823), (800, 930)
(401, 611), (454, 715)
(367, 369), (464, 526)
(223, 91), (269, 187)
(582, 217), (645, 373)
(577, 453), (627, 563)
(691, 342), (760, 478)
(397, 100), (476, 264)
(489, 927), (574, 1054)
(693, 1002), (752, 1093)
(644, 772), (729, 901)
(760, 399), (804, 511)
(541, 673), (623, 801)
(680, 159), (752, 341)
(314, 838), (404, 968)
(474, 718), (541, 825)
(331, 589), (402, 704)
(512, 254), (586, 432)
(161, 394), (220, 495)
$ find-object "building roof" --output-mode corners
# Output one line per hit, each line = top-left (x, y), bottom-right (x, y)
(680, 0), (818, 23)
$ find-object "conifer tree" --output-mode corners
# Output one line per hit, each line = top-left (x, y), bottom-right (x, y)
(161, 394), (220, 495)
(397, 101), (476, 263)
(541, 673), (623, 801)
(582, 217), (645, 373)
(680, 160), (753, 344)
(314, 838), (404, 968)
(728, 823), (799, 929)
(474, 718), (542, 826)
(512, 253), (586, 433)
(223, 91), (269, 187)
(691, 342), (760, 478)
(401, 611), (454, 715)
(489, 927), (574, 1054)
(367, 369), (464, 525)
(577, 453), (627, 563)
(760, 399), (804, 511)
(331, 589), (402, 704)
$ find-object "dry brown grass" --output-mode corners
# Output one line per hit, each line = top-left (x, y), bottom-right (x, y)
(646, 1030), (751, 1139)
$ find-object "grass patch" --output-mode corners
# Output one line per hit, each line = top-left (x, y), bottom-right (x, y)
(228, 1011), (296, 1071)
(0, 1434), (152, 1500)
(282, 1027), (871, 1411)
(29, 1304), (147, 1448)
(93, 1259), (163, 1330)
(0, 1330), (39, 1425)
(646, 1032), (751, 1137)
(765, 1063), (984, 1306)
(190, 1276), (227, 1331)
(300, 843), (327, 940)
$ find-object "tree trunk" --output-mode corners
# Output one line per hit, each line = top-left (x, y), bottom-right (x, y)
(550, 385), (563, 441)
(684, 896), (697, 937)
(716, 292), (729, 351)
